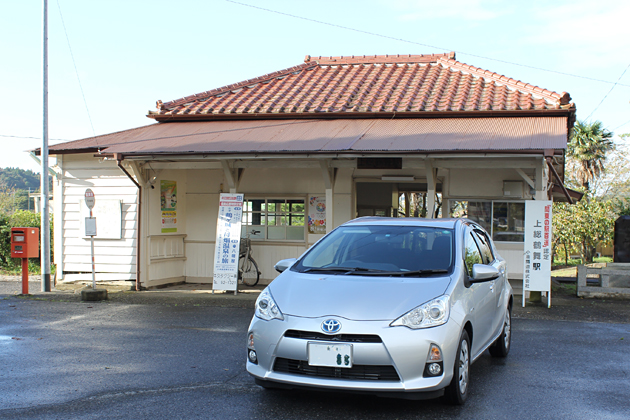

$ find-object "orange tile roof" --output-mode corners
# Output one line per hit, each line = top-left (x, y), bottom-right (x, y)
(149, 53), (574, 121)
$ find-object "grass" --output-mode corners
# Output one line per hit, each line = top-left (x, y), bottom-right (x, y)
(551, 256), (614, 278)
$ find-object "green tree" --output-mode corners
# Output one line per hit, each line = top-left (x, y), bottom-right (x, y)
(0, 167), (41, 190)
(553, 199), (614, 264)
(567, 120), (614, 193)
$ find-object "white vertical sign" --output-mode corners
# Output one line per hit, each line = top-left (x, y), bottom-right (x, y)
(523, 200), (553, 307)
(213, 194), (244, 291)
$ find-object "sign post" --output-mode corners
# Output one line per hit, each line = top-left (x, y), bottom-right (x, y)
(84, 189), (97, 289)
(212, 194), (244, 294)
(522, 201), (553, 308)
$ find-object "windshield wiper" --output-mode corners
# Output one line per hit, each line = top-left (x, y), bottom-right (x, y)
(391, 269), (449, 277)
(303, 266), (384, 274)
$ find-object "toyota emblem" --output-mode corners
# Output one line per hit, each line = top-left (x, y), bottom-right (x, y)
(321, 319), (341, 334)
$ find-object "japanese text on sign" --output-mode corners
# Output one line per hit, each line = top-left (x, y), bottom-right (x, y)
(212, 194), (244, 291)
(523, 201), (552, 294)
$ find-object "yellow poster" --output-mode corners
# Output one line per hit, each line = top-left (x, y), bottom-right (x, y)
(161, 180), (177, 233)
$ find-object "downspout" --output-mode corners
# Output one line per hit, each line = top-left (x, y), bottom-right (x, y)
(116, 155), (142, 291)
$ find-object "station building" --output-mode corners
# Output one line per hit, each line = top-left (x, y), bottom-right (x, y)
(44, 53), (578, 290)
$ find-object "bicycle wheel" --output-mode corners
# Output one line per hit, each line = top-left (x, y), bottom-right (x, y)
(239, 255), (260, 286)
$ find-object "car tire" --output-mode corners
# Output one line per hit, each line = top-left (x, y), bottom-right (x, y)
(444, 330), (470, 405)
(489, 304), (511, 358)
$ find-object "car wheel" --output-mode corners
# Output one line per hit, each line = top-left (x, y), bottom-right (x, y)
(444, 330), (470, 405)
(489, 304), (511, 358)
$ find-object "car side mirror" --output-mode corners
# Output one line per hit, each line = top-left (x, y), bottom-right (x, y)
(471, 264), (500, 283)
(274, 258), (298, 273)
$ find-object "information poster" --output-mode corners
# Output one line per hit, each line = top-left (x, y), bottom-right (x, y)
(212, 193), (244, 291)
(161, 180), (177, 233)
(523, 200), (553, 306)
(308, 196), (326, 234)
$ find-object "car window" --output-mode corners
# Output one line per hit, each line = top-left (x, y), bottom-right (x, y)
(464, 232), (483, 277)
(294, 225), (454, 274)
(473, 229), (494, 264)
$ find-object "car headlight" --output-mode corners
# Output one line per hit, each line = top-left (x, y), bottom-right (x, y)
(390, 295), (450, 329)
(255, 289), (284, 321)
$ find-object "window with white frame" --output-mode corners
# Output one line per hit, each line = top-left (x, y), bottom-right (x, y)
(449, 200), (525, 242)
(241, 198), (306, 241)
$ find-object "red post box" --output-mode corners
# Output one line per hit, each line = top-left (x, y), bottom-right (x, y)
(11, 227), (40, 258)
(11, 227), (39, 295)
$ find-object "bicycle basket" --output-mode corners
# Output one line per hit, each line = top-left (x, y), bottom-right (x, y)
(239, 238), (251, 253)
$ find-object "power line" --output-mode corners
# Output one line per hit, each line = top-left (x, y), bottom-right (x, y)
(1, 134), (69, 141)
(56, 0), (99, 149)
(586, 62), (630, 121)
(225, 0), (630, 88)
(613, 119), (630, 132)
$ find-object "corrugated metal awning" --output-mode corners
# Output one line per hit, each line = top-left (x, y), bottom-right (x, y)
(49, 117), (567, 156)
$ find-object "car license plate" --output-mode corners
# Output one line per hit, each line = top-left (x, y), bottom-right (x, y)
(308, 342), (353, 368)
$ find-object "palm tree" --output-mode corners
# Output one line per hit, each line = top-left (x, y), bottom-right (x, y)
(568, 120), (614, 192)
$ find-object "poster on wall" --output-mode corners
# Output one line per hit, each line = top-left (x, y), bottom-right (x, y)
(160, 180), (177, 233)
(308, 196), (326, 234)
(212, 193), (244, 292)
(522, 200), (553, 308)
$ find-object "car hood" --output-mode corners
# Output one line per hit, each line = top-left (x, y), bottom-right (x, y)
(268, 271), (452, 321)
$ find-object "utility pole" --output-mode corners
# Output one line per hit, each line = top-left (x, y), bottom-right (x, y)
(41, 0), (51, 292)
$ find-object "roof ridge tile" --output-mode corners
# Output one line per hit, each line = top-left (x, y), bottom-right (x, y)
(305, 52), (455, 66)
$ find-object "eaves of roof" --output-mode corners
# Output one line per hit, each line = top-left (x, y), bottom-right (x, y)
(42, 117), (568, 159)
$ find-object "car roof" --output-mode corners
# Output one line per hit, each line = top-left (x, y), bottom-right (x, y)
(342, 217), (460, 229)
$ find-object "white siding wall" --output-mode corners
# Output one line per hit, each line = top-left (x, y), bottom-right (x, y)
(56, 155), (138, 284)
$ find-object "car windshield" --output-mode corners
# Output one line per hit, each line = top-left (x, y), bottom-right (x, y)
(293, 225), (454, 276)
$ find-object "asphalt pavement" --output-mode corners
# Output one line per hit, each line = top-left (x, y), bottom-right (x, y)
(1, 276), (629, 323)
(1, 279), (629, 420)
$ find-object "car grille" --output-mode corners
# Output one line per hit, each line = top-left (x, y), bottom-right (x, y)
(283, 330), (383, 343)
(273, 358), (400, 381)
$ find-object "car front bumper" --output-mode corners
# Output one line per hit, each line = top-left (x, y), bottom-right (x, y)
(246, 314), (461, 395)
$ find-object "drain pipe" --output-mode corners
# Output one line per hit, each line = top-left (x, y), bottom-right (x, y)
(116, 155), (142, 291)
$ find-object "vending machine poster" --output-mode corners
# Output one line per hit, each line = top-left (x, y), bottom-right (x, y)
(160, 180), (177, 233)
(212, 193), (244, 291)
(308, 196), (326, 234)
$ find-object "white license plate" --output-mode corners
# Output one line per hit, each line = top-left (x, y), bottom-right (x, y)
(308, 342), (353, 368)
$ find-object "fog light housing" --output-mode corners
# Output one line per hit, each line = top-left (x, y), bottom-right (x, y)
(248, 350), (258, 364)
(423, 343), (444, 377)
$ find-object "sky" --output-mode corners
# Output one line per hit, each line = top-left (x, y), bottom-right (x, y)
(2, 0), (629, 173)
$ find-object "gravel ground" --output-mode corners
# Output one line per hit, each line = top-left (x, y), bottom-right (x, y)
(1, 275), (629, 323)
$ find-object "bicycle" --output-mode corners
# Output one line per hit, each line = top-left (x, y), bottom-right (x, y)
(238, 229), (261, 286)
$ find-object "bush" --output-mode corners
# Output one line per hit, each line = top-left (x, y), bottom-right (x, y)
(0, 210), (52, 274)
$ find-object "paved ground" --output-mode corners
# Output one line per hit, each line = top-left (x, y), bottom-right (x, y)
(1, 276), (629, 324)
(1, 284), (628, 420)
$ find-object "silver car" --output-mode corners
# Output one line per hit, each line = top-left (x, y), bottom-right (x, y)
(246, 217), (512, 404)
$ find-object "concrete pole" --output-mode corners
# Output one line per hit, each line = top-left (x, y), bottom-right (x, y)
(41, 0), (51, 292)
